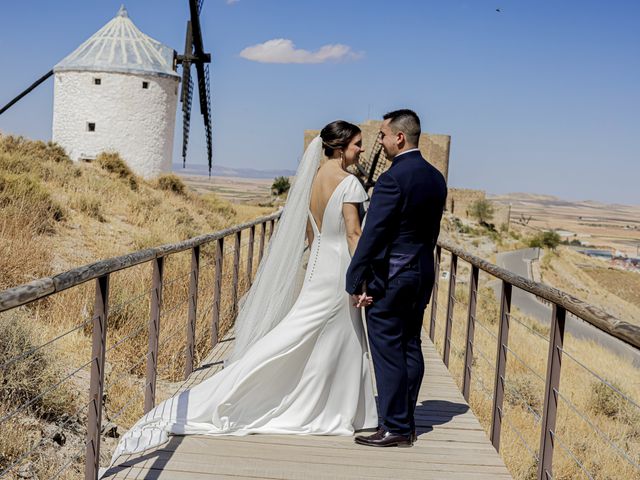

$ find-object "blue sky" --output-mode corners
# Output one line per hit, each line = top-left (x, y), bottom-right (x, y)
(0, 0), (638, 204)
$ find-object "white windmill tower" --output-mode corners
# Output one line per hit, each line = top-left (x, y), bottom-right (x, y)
(0, 2), (213, 177)
(51, 5), (179, 178)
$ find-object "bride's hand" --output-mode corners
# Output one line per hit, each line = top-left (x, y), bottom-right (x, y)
(351, 292), (373, 308)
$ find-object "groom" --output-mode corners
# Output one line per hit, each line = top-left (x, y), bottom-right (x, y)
(346, 109), (447, 447)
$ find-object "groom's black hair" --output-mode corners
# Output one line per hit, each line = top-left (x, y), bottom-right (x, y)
(383, 109), (421, 146)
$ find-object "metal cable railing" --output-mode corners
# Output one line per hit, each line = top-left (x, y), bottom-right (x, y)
(549, 430), (595, 480)
(430, 241), (640, 480)
(0, 315), (93, 372)
(507, 312), (550, 344)
(555, 388), (640, 470)
(499, 406), (539, 461)
(0, 358), (92, 426)
(0, 212), (280, 480)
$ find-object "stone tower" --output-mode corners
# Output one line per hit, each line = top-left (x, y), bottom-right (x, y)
(52, 5), (179, 179)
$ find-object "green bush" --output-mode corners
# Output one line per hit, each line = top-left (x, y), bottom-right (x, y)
(469, 199), (495, 224)
(528, 231), (561, 250)
(272, 176), (291, 196)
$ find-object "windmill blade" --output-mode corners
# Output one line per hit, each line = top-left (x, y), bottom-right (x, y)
(195, 61), (213, 174)
(179, 20), (194, 167)
(181, 69), (194, 167)
(0, 70), (53, 116)
(188, 0), (210, 64)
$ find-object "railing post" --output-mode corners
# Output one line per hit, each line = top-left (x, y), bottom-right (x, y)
(185, 246), (199, 379)
(247, 225), (255, 286)
(462, 265), (479, 402)
(269, 219), (275, 240)
(429, 245), (441, 342)
(443, 253), (457, 366)
(258, 221), (266, 265)
(212, 237), (223, 348)
(145, 256), (164, 413)
(231, 231), (241, 315)
(85, 274), (109, 480)
(490, 280), (512, 451)
(537, 305), (566, 480)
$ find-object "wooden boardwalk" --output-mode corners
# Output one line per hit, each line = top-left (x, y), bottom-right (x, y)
(103, 330), (512, 480)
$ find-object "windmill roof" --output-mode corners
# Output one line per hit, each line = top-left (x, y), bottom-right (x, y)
(54, 5), (179, 79)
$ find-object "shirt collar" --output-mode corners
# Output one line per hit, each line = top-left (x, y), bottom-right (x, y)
(393, 148), (420, 160)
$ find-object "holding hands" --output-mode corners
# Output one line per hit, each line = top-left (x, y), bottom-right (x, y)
(351, 292), (373, 308)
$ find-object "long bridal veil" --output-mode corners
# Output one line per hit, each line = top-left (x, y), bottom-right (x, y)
(227, 136), (323, 363)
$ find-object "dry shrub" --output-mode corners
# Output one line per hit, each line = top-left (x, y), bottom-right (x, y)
(588, 381), (640, 428)
(478, 286), (499, 325)
(71, 194), (105, 222)
(156, 173), (186, 195)
(96, 152), (138, 190)
(0, 135), (70, 165)
(0, 173), (65, 232)
(0, 315), (77, 420)
(198, 192), (237, 218)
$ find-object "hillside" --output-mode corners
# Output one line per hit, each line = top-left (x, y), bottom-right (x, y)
(0, 134), (273, 289)
(0, 134), (274, 478)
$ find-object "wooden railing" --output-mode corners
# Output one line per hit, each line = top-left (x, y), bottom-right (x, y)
(2, 218), (639, 480)
(431, 239), (640, 480)
(0, 212), (280, 480)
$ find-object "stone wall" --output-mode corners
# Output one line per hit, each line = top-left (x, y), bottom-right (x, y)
(447, 188), (511, 229)
(304, 119), (450, 181)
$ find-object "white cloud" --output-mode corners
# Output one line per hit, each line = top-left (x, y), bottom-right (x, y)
(239, 39), (363, 64)
(226, 0), (239, 4)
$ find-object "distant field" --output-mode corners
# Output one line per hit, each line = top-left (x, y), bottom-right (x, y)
(178, 173), (273, 204)
(491, 193), (640, 256)
(581, 266), (640, 308)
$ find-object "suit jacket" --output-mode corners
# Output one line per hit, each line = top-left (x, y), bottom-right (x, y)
(345, 150), (447, 301)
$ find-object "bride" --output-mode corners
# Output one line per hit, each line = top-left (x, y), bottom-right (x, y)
(110, 121), (378, 463)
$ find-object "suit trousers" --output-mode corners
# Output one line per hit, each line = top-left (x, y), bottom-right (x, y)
(366, 268), (428, 437)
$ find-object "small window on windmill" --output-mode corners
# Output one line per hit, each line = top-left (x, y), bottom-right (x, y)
(142, 81), (149, 89)
(94, 78), (101, 85)
(87, 122), (96, 132)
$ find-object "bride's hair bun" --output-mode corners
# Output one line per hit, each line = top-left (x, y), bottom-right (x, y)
(320, 121), (361, 157)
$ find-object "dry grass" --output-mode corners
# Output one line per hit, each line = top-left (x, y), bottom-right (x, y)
(582, 267), (640, 309)
(431, 252), (640, 480)
(0, 133), (275, 476)
(537, 248), (640, 326)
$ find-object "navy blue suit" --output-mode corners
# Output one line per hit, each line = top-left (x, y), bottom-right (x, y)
(346, 150), (447, 437)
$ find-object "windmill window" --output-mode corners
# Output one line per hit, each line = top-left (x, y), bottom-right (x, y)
(142, 81), (149, 89)
(94, 78), (101, 85)
(87, 123), (96, 132)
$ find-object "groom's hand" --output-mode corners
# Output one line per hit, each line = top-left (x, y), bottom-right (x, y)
(351, 292), (373, 308)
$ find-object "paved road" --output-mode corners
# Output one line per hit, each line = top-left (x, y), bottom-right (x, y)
(496, 248), (640, 368)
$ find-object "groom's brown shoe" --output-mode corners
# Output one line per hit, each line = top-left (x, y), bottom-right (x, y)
(355, 428), (412, 448)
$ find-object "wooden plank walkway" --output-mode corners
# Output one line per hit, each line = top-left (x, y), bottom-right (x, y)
(103, 330), (512, 479)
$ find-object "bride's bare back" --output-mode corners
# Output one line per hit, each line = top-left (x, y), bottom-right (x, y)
(309, 164), (350, 232)
(308, 163), (363, 255)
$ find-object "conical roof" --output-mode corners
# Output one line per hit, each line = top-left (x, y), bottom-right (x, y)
(54, 5), (179, 78)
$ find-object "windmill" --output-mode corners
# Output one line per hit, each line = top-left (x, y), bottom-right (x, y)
(175, 0), (213, 174)
(0, 1), (214, 175)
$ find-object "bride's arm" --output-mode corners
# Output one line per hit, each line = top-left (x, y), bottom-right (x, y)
(343, 202), (362, 256)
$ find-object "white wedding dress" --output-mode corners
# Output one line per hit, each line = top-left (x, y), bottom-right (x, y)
(111, 174), (378, 462)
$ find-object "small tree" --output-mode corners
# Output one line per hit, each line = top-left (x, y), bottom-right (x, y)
(271, 176), (291, 196)
(469, 199), (494, 225)
(528, 231), (561, 250)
